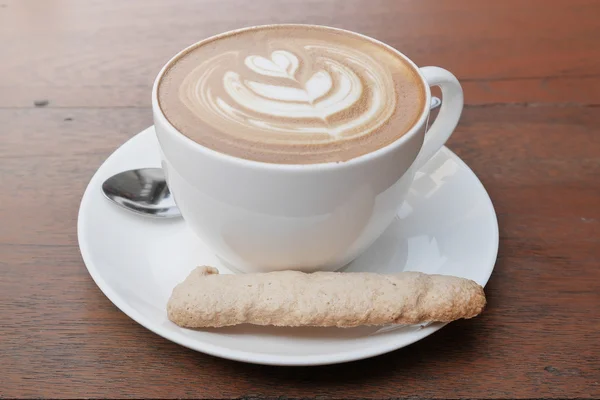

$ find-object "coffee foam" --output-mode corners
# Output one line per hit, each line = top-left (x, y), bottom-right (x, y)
(158, 25), (425, 164)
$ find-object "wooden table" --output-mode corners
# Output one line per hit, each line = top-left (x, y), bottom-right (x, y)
(2, 0), (599, 398)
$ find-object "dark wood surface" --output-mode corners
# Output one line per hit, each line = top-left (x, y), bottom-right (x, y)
(1, 0), (599, 398)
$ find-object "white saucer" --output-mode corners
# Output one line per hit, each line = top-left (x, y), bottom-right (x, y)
(78, 126), (498, 366)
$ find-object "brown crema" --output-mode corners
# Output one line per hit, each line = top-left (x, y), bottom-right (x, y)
(158, 25), (426, 164)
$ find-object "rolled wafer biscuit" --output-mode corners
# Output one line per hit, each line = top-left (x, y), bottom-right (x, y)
(167, 266), (486, 328)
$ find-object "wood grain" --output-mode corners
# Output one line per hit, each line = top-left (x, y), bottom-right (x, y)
(1, 0), (599, 398)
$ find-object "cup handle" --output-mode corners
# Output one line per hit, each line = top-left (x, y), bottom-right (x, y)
(413, 66), (464, 170)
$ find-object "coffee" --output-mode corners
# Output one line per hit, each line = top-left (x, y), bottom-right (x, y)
(158, 25), (425, 164)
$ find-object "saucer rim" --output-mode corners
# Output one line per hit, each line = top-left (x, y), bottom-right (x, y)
(78, 126), (498, 366)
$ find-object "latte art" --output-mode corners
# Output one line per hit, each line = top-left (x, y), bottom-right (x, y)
(158, 25), (425, 164)
(180, 46), (396, 141)
(245, 50), (299, 79)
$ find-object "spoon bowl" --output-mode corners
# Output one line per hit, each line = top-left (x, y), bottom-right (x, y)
(102, 168), (181, 218)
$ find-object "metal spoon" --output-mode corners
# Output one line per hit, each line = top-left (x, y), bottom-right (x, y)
(102, 97), (442, 218)
(102, 167), (180, 218)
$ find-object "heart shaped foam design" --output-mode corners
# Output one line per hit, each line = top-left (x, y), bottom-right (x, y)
(224, 56), (360, 124)
(245, 50), (299, 79)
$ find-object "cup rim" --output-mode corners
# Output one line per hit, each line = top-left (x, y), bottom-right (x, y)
(152, 23), (432, 171)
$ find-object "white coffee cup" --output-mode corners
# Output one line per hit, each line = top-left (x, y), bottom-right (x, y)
(153, 25), (463, 273)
